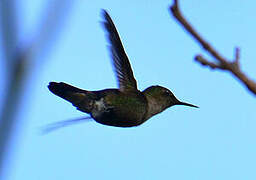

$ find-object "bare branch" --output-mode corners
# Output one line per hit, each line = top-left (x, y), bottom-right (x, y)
(169, 0), (256, 95)
(234, 47), (240, 66)
(195, 55), (224, 70)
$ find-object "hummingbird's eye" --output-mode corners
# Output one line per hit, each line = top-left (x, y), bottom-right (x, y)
(163, 90), (170, 96)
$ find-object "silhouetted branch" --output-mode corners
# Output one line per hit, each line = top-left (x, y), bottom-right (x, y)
(169, 0), (256, 95)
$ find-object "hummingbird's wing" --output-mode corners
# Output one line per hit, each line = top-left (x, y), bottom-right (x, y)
(102, 10), (138, 92)
(40, 116), (92, 134)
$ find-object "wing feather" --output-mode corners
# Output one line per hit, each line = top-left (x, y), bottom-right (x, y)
(102, 10), (138, 92)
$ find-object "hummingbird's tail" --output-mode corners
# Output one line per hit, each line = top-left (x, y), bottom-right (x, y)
(48, 82), (96, 114)
(48, 82), (86, 102)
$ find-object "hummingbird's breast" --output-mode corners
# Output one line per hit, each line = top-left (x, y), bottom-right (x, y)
(91, 89), (148, 127)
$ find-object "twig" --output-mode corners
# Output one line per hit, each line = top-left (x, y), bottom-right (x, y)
(170, 0), (256, 95)
(195, 55), (223, 69)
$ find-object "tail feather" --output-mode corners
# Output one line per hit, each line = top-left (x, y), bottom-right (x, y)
(48, 82), (87, 104)
(48, 82), (98, 113)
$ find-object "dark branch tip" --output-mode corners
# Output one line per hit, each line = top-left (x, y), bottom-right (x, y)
(170, 0), (179, 12)
(234, 47), (240, 62)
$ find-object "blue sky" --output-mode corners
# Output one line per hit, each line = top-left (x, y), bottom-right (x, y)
(1, 0), (256, 180)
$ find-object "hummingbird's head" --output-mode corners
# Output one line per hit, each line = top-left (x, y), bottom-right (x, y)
(143, 85), (198, 114)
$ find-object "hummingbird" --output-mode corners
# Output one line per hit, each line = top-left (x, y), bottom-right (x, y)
(47, 10), (198, 129)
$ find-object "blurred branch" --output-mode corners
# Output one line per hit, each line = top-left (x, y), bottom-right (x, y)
(0, 0), (22, 177)
(0, 0), (74, 178)
(28, 0), (74, 62)
(0, 51), (28, 178)
(169, 0), (256, 95)
(0, 0), (17, 69)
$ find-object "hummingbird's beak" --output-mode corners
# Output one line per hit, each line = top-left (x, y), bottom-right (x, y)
(177, 101), (199, 108)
